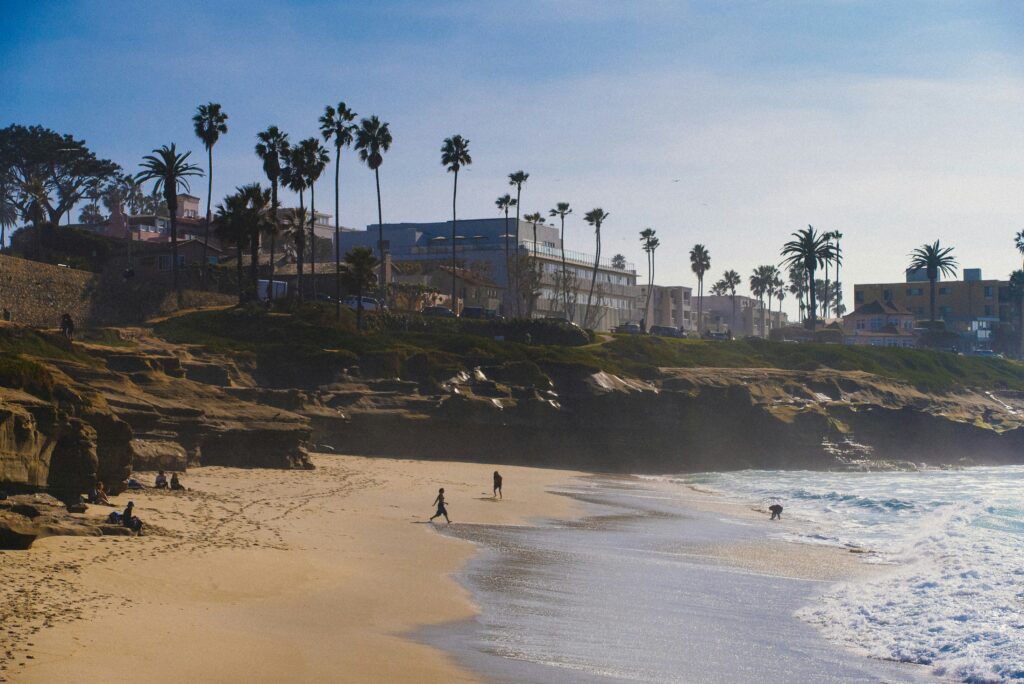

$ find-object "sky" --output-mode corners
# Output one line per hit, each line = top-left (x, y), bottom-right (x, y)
(3, 0), (1024, 316)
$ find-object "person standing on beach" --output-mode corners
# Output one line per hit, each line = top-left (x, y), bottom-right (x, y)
(430, 488), (451, 524)
(493, 471), (503, 499)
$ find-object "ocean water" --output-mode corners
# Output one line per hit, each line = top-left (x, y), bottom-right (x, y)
(424, 477), (931, 683)
(684, 467), (1024, 683)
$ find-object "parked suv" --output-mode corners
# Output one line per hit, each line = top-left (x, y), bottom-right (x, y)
(421, 305), (456, 318)
(649, 325), (683, 338)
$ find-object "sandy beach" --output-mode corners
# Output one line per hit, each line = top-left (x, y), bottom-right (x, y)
(1, 456), (582, 683)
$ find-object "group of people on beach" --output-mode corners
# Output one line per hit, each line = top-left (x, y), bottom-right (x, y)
(154, 470), (186, 491)
(429, 470), (503, 524)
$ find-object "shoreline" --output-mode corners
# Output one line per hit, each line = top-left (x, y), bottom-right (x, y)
(2, 460), (926, 683)
(3, 455), (584, 683)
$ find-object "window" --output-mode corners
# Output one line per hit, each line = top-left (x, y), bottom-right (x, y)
(939, 286), (951, 295)
(855, 291), (864, 304)
(906, 287), (923, 296)
(883, 289), (892, 301)
(984, 286), (993, 298)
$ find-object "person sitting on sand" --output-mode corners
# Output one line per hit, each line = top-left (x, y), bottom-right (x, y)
(493, 471), (503, 499)
(88, 481), (111, 506)
(154, 470), (168, 489)
(430, 488), (451, 524)
(122, 501), (144, 533)
(769, 504), (783, 520)
(170, 473), (185, 491)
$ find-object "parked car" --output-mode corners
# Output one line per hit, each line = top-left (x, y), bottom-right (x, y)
(315, 292), (335, 302)
(342, 295), (383, 311)
(614, 322), (644, 334)
(649, 325), (683, 338)
(543, 315), (582, 328)
(421, 305), (456, 318)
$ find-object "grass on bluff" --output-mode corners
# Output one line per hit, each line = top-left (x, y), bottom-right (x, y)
(151, 307), (1024, 392)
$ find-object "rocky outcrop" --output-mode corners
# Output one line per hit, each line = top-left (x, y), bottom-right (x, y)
(0, 493), (132, 550)
(307, 365), (1024, 472)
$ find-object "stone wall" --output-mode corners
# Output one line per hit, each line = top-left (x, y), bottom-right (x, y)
(0, 255), (94, 328)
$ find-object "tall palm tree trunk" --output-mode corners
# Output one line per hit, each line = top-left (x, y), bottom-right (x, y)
(269, 181), (278, 302)
(297, 192), (305, 298)
(559, 216), (569, 320)
(236, 240), (244, 305)
(334, 151), (341, 319)
(310, 183), (317, 299)
(504, 208), (511, 316)
(834, 237), (841, 317)
(249, 224), (259, 297)
(807, 266), (817, 331)
(586, 233), (600, 328)
(451, 170), (458, 313)
(168, 194), (181, 306)
(697, 276), (703, 335)
(514, 188), (522, 317)
(202, 147), (213, 286)
(929, 278), (937, 323)
(375, 168), (384, 291)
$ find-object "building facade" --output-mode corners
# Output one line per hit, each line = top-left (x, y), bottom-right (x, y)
(842, 299), (917, 347)
(337, 218), (643, 330)
(694, 294), (785, 337)
(638, 285), (693, 331)
(853, 268), (1009, 352)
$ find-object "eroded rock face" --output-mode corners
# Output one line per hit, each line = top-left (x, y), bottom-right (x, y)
(0, 493), (131, 550)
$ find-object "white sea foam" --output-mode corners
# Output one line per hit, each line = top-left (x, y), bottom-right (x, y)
(679, 468), (1024, 683)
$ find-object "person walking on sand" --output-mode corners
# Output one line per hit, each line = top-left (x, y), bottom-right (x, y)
(493, 471), (503, 499)
(430, 488), (451, 524)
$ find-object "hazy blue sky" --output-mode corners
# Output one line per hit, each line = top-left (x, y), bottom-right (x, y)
(3, 0), (1023, 312)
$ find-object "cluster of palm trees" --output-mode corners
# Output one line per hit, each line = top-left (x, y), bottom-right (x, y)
(132, 102), (393, 314)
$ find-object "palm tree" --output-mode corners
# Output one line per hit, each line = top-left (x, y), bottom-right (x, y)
(214, 190), (248, 304)
(710, 280), (728, 297)
(135, 144), (203, 303)
(583, 208), (609, 328)
(749, 265), (775, 336)
(549, 203), (573, 319)
(441, 135), (472, 313)
(508, 171), (529, 315)
(769, 269), (784, 328)
(239, 183), (271, 297)
(354, 115), (393, 287)
(281, 145), (309, 296)
(255, 126), (290, 301)
(341, 247), (380, 331)
(689, 244), (711, 335)
(787, 264), (808, 322)
(320, 102), (357, 318)
(523, 211), (543, 316)
(301, 138), (330, 298)
(908, 240), (958, 324)
(722, 269), (741, 332)
(781, 225), (835, 331)
(775, 286), (786, 319)
(0, 177), (17, 250)
(496, 193), (516, 313)
(193, 103), (228, 281)
(283, 206), (308, 295)
(1015, 230), (1024, 269)
(831, 230), (844, 317)
(640, 228), (657, 327)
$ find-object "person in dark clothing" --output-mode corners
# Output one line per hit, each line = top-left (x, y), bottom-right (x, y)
(170, 473), (185, 491)
(123, 501), (143, 533)
(154, 470), (168, 489)
(769, 504), (783, 520)
(493, 471), (503, 499)
(59, 313), (75, 341)
(430, 488), (451, 524)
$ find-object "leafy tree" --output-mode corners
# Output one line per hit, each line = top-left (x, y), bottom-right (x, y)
(239, 183), (271, 296)
(908, 240), (958, 324)
(496, 193), (516, 313)
(255, 126), (290, 301)
(354, 115), (392, 286)
(780, 225), (836, 330)
(320, 102), (357, 318)
(583, 208), (609, 328)
(549, 202), (573, 320)
(193, 103), (228, 278)
(787, 264), (808, 322)
(0, 124), (120, 227)
(441, 134), (472, 311)
(1010, 270), (1024, 358)
(689, 244), (710, 334)
(78, 202), (104, 224)
(100, 174), (145, 217)
(135, 144), (204, 303)
(341, 247), (380, 330)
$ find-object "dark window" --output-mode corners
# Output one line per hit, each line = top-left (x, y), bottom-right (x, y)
(984, 286), (993, 298)
(883, 289), (892, 301)
(939, 286), (951, 295)
(855, 291), (864, 304)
